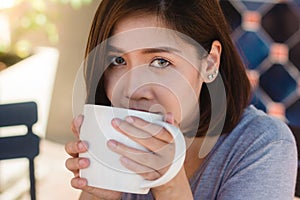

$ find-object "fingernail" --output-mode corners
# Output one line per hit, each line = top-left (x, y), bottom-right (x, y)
(75, 115), (83, 126)
(112, 118), (121, 127)
(120, 156), (130, 164)
(78, 141), (88, 151)
(164, 112), (173, 121)
(125, 116), (134, 124)
(78, 142), (84, 150)
(107, 140), (117, 148)
(79, 158), (88, 167)
(78, 179), (87, 186)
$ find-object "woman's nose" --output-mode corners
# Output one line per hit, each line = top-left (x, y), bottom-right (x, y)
(121, 66), (154, 100)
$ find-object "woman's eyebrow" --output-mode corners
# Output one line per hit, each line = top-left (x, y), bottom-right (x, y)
(107, 44), (123, 53)
(141, 47), (182, 54)
(107, 44), (181, 54)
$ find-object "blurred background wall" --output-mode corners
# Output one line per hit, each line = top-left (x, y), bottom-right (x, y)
(45, 0), (99, 144)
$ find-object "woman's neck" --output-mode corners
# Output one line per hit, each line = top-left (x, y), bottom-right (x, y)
(184, 137), (206, 179)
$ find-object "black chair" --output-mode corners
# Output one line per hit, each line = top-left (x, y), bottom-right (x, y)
(0, 101), (40, 200)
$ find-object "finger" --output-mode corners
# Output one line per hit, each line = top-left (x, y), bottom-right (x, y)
(71, 115), (84, 138)
(164, 112), (181, 128)
(65, 141), (88, 157)
(111, 118), (168, 152)
(71, 177), (88, 189)
(164, 112), (175, 125)
(81, 185), (122, 200)
(107, 140), (172, 171)
(120, 156), (161, 181)
(71, 174), (122, 200)
(124, 116), (174, 143)
(65, 157), (90, 171)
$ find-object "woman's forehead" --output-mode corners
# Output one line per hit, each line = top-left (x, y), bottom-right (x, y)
(107, 31), (184, 55)
(107, 27), (206, 65)
(108, 13), (207, 54)
(112, 13), (165, 35)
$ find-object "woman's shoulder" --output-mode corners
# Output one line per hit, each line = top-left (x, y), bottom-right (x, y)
(194, 106), (298, 200)
(230, 105), (296, 144)
(210, 105), (297, 158)
(205, 105), (296, 162)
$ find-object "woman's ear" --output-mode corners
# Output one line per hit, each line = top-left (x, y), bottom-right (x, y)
(201, 40), (222, 83)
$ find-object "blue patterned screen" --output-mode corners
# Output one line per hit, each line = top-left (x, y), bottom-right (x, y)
(220, 0), (300, 127)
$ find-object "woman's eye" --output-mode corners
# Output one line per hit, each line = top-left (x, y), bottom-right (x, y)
(150, 58), (171, 68)
(111, 56), (126, 66)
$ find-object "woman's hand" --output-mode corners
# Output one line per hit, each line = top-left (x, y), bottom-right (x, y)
(108, 113), (193, 199)
(65, 115), (122, 200)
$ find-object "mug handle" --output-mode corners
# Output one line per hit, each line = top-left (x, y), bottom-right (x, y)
(140, 121), (186, 189)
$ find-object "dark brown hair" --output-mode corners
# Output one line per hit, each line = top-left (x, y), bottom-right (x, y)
(84, 0), (251, 137)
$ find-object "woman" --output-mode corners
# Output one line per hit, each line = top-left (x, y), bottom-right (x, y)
(65, 0), (297, 199)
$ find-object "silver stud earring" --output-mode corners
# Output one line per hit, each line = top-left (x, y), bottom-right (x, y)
(208, 74), (214, 80)
(208, 70), (218, 81)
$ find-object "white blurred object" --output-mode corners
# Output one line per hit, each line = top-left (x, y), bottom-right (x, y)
(0, 47), (59, 138)
(0, 0), (17, 10)
(0, 13), (11, 50)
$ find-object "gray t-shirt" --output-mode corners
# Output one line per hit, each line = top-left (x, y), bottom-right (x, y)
(122, 106), (298, 200)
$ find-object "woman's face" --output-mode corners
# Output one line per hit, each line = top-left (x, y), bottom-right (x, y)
(104, 14), (208, 132)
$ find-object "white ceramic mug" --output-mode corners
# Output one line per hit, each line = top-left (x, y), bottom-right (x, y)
(79, 104), (186, 194)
